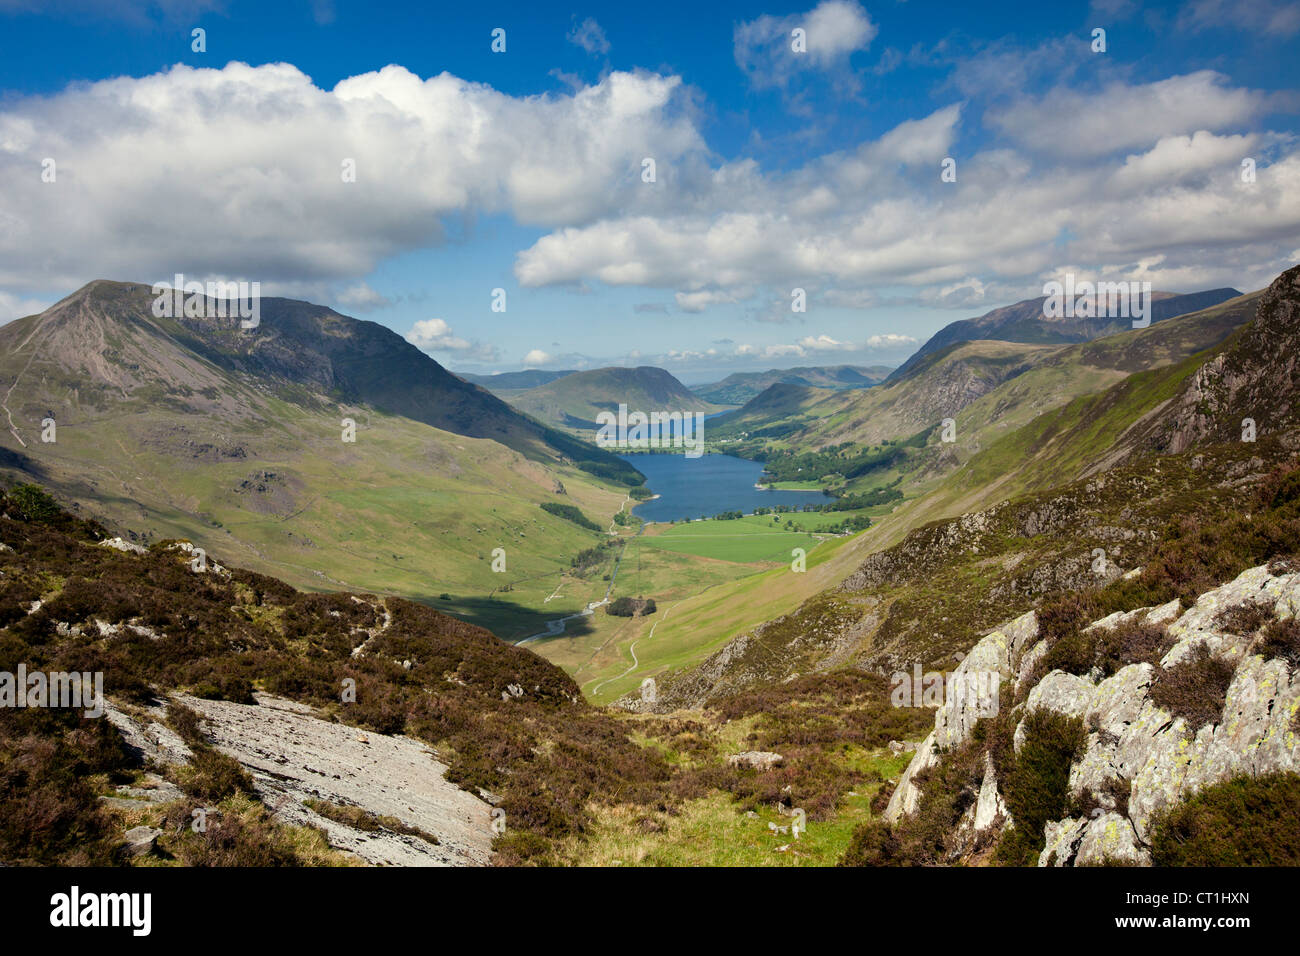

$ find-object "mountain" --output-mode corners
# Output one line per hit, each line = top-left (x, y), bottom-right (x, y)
(887, 287), (1243, 384)
(502, 365), (727, 428)
(458, 368), (578, 392)
(693, 364), (893, 405)
(712, 290), (1259, 474)
(0, 280), (640, 637)
(624, 288), (1266, 709)
(711, 341), (1052, 449)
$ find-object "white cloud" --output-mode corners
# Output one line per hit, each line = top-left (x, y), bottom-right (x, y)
(568, 17), (610, 55)
(335, 282), (393, 313)
(0, 290), (50, 325)
(797, 334), (852, 351)
(522, 349), (556, 368)
(734, 0), (877, 91)
(988, 71), (1268, 157)
(1177, 0), (1300, 37)
(0, 62), (704, 292)
(406, 318), (498, 361)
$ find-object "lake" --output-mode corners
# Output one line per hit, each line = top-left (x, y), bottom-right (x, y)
(618, 453), (833, 522)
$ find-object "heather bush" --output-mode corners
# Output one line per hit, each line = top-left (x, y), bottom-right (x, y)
(1150, 772), (1300, 866)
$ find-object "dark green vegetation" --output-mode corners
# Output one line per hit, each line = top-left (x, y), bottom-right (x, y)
(606, 596), (656, 617)
(0, 483), (928, 867)
(1149, 772), (1300, 866)
(995, 711), (1088, 865)
(539, 500), (601, 531)
(1149, 646), (1236, 731)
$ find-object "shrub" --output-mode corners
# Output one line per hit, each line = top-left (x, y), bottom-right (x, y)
(839, 819), (899, 866)
(1258, 618), (1300, 668)
(1149, 645), (1235, 730)
(996, 710), (1087, 864)
(1150, 772), (1300, 866)
(6, 484), (61, 523)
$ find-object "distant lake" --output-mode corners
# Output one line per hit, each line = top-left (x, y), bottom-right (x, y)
(618, 453), (833, 522)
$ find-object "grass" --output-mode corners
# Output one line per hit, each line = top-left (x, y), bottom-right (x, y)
(556, 748), (912, 866)
(639, 514), (829, 564)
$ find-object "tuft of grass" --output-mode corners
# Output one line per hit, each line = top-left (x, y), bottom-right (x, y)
(304, 798), (439, 845)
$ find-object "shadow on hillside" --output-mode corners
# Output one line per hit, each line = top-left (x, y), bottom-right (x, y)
(416, 592), (598, 645)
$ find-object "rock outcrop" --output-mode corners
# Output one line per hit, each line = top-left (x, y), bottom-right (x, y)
(887, 564), (1300, 865)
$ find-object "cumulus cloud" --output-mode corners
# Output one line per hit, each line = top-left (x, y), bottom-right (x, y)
(734, 0), (876, 91)
(406, 318), (499, 361)
(988, 71), (1268, 157)
(522, 349), (556, 368)
(1, 56), (1295, 327)
(0, 62), (703, 292)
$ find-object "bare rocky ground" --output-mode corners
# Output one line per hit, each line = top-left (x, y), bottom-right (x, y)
(108, 693), (495, 867)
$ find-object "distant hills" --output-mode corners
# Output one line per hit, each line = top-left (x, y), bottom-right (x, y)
(458, 368), (578, 392)
(886, 287), (1242, 383)
(499, 365), (727, 429)
(693, 364), (893, 405)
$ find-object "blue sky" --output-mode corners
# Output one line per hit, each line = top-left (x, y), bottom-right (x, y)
(1, 0), (1298, 382)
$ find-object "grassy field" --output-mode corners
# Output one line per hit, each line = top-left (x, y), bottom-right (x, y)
(554, 736), (914, 866)
(639, 514), (828, 563)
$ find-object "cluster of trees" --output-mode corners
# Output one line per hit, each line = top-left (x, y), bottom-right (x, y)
(539, 501), (601, 531)
(606, 596), (657, 617)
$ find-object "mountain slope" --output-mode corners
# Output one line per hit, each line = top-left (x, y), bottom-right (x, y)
(0, 280), (637, 480)
(694, 365), (893, 405)
(458, 368), (578, 392)
(0, 280), (638, 639)
(503, 365), (726, 428)
(887, 287), (1242, 384)
(615, 288), (1266, 706)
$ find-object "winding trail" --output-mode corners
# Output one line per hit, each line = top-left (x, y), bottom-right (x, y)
(588, 597), (682, 697)
(514, 522), (645, 645)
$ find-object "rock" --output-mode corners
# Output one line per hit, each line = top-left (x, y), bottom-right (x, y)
(884, 732), (936, 822)
(123, 826), (162, 857)
(181, 693), (494, 866)
(1038, 817), (1087, 866)
(973, 752), (1007, 832)
(1017, 671), (1095, 754)
(99, 537), (148, 555)
(934, 630), (1011, 750)
(1016, 640), (1047, 690)
(1074, 813), (1150, 866)
(727, 751), (784, 771)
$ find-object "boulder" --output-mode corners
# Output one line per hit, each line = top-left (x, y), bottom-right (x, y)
(726, 751), (784, 771)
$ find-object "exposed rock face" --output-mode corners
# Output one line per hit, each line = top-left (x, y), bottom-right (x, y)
(887, 564), (1300, 864)
(1135, 265), (1300, 455)
(885, 611), (1038, 822)
(108, 693), (495, 867)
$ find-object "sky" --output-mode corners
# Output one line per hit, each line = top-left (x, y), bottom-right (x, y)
(0, 0), (1297, 383)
